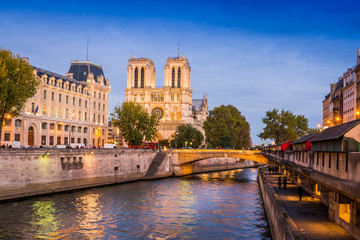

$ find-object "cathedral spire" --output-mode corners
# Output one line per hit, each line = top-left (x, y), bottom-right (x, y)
(177, 42), (180, 58)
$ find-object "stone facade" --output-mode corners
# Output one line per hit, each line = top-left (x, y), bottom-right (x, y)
(1, 60), (110, 147)
(125, 55), (208, 141)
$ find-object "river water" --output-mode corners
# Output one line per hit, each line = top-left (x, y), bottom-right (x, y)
(0, 168), (271, 239)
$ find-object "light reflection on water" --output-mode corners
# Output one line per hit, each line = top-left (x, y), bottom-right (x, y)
(0, 168), (271, 239)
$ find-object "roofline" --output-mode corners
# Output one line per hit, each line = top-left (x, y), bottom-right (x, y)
(71, 61), (103, 68)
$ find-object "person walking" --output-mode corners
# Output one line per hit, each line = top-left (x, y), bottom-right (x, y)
(278, 177), (282, 189)
(297, 186), (304, 201)
(283, 177), (287, 190)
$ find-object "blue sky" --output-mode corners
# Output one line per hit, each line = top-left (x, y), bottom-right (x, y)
(1, 0), (359, 144)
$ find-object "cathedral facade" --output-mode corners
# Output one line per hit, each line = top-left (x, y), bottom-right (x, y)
(125, 54), (208, 141)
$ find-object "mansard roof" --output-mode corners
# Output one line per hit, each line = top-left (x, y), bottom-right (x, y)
(33, 66), (86, 86)
(68, 61), (106, 84)
(309, 119), (360, 143)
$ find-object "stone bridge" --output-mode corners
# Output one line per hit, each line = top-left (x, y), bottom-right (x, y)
(170, 149), (267, 165)
(169, 149), (267, 176)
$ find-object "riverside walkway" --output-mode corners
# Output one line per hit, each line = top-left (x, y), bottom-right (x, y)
(263, 171), (354, 240)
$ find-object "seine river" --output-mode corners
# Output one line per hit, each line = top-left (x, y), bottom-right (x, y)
(0, 168), (271, 239)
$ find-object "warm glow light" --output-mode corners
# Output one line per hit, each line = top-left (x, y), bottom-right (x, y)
(5, 113), (12, 119)
(317, 124), (321, 128)
(336, 117), (340, 121)
(357, 111), (360, 115)
(327, 120), (330, 123)
(58, 122), (63, 125)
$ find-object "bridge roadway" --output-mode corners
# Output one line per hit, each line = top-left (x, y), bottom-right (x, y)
(170, 149), (268, 165)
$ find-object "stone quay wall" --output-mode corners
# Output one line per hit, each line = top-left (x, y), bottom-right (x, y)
(0, 148), (172, 201)
(257, 168), (301, 240)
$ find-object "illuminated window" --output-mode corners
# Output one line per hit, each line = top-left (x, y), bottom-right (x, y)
(339, 204), (351, 223)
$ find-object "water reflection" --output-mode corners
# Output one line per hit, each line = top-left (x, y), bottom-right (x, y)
(0, 168), (270, 239)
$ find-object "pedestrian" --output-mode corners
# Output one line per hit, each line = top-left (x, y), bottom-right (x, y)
(297, 186), (304, 201)
(283, 177), (287, 190)
(278, 177), (282, 189)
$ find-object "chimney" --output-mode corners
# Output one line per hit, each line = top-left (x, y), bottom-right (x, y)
(357, 49), (360, 66)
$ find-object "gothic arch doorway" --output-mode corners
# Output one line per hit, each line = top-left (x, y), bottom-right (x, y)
(28, 126), (34, 146)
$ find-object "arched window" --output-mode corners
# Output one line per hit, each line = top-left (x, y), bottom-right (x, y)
(171, 67), (175, 88)
(134, 68), (138, 88)
(141, 67), (145, 88)
(177, 67), (181, 88)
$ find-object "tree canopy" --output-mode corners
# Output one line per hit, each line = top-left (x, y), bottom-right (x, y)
(0, 49), (39, 141)
(203, 105), (251, 149)
(170, 124), (204, 148)
(111, 101), (158, 146)
(258, 108), (310, 144)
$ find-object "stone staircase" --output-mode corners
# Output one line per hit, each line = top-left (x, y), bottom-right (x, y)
(143, 152), (166, 179)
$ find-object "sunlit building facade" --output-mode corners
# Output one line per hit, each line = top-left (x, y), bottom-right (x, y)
(1, 60), (111, 147)
(125, 54), (208, 141)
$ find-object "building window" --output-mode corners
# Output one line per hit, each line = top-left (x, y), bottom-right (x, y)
(85, 112), (87, 121)
(4, 133), (10, 141)
(72, 110), (75, 120)
(5, 119), (11, 126)
(57, 136), (61, 145)
(78, 111), (82, 121)
(79, 99), (81, 107)
(49, 136), (54, 145)
(65, 125), (69, 131)
(51, 92), (54, 101)
(71, 137), (75, 144)
(171, 67), (175, 88)
(50, 123), (55, 130)
(31, 102), (35, 113)
(41, 135), (46, 145)
(51, 106), (55, 116)
(72, 97), (75, 106)
(103, 104), (105, 111)
(141, 67), (144, 88)
(14, 134), (20, 141)
(103, 94), (105, 100)
(94, 91), (96, 98)
(98, 103), (100, 110)
(66, 95), (68, 104)
(78, 126), (82, 133)
(64, 137), (68, 145)
(98, 115), (100, 122)
(59, 94), (62, 103)
(57, 124), (62, 131)
(134, 68), (138, 88)
(84, 127), (88, 133)
(171, 94), (174, 101)
(77, 138), (81, 143)
(103, 115), (105, 123)
(102, 129), (105, 135)
(177, 67), (181, 88)
(85, 100), (87, 108)
(94, 102), (96, 109)
(42, 122), (47, 130)
(43, 90), (46, 99)
(43, 104), (47, 115)
(99, 92), (101, 99)
(71, 126), (75, 132)
(93, 114), (95, 122)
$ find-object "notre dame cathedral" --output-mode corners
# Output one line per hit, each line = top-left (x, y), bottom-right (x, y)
(125, 54), (208, 141)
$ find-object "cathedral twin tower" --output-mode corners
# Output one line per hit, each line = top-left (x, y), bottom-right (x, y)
(125, 54), (208, 140)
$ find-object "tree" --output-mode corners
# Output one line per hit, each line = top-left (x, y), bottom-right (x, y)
(111, 101), (158, 146)
(170, 124), (204, 148)
(203, 105), (251, 149)
(0, 49), (39, 141)
(258, 108), (309, 144)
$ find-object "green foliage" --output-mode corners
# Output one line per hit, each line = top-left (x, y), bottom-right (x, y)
(0, 49), (39, 140)
(159, 139), (170, 148)
(111, 101), (158, 146)
(170, 124), (204, 148)
(258, 108), (310, 144)
(203, 105), (251, 149)
(307, 127), (321, 134)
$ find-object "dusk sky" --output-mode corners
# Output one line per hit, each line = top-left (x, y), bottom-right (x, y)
(1, 0), (360, 144)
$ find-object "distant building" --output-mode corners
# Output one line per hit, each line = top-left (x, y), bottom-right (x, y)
(107, 120), (123, 147)
(1, 60), (111, 147)
(125, 54), (208, 141)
